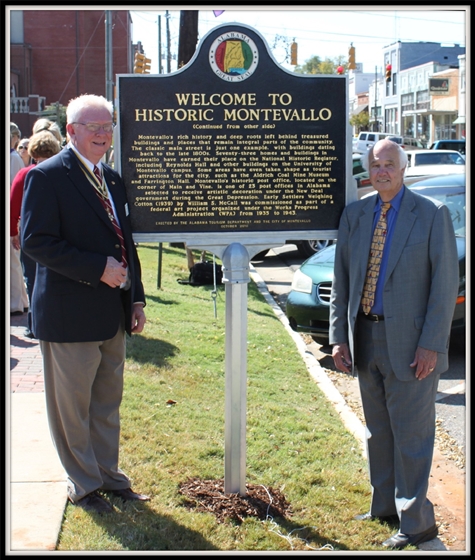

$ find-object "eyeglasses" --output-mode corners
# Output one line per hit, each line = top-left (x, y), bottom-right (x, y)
(71, 122), (115, 133)
(18, 146), (28, 150)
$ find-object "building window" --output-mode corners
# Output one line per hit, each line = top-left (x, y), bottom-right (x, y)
(385, 107), (399, 135)
(416, 90), (430, 111)
(10, 10), (24, 44)
(401, 93), (414, 112)
(435, 114), (457, 140)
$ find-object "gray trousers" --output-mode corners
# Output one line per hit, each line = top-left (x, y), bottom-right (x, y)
(40, 323), (130, 502)
(355, 316), (439, 535)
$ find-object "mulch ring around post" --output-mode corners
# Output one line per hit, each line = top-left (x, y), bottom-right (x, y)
(178, 477), (292, 524)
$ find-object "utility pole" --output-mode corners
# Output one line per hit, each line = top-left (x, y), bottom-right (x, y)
(177, 10), (199, 68)
(166, 10), (171, 73)
(158, 15), (163, 74)
(177, 9), (200, 273)
(105, 10), (113, 103)
(374, 66), (378, 131)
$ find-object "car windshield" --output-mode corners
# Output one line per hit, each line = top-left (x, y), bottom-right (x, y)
(414, 152), (464, 166)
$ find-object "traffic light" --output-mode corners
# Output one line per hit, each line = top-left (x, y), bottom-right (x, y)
(134, 52), (145, 73)
(385, 64), (392, 82)
(290, 42), (297, 66)
(142, 57), (152, 74)
(348, 45), (356, 70)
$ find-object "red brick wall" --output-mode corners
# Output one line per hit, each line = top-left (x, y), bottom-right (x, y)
(20, 10), (131, 105)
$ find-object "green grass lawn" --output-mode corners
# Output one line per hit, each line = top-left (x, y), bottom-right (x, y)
(57, 243), (401, 552)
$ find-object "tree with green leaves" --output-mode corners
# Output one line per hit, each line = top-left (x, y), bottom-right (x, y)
(294, 54), (347, 75)
(350, 111), (370, 133)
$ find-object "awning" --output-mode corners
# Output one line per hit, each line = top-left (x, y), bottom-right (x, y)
(352, 104), (368, 116)
(453, 116), (465, 124)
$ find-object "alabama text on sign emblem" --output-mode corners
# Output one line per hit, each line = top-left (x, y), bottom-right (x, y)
(209, 32), (259, 82)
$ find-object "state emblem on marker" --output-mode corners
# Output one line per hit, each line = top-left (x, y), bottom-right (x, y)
(209, 32), (259, 82)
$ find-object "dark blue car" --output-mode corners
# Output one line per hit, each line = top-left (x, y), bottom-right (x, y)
(286, 174), (466, 345)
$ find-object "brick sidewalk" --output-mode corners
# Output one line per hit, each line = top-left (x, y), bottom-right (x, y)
(10, 313), (45, 393)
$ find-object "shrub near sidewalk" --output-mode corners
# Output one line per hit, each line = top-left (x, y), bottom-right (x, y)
(57, 243), (394, 552)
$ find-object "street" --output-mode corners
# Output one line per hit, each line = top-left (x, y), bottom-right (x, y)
(252, 243), (466, 463)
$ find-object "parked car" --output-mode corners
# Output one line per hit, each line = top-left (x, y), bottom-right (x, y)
(429, 139), (465, 155)
(283, 154), (370, 259)
(352, 153), (371, 188)
(356, 172), (445, 200)
(353, 132), (403, 154)
(401, 137), (427, 150)
(404, 149), (465, 178)
(285, 175), (466, 345)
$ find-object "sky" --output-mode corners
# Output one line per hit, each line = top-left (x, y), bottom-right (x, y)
(130, 6), (468, 75)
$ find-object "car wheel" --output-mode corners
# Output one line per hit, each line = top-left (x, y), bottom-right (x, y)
(296, 239), (335, 258)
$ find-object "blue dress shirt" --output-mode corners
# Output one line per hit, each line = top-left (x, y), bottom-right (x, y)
(369, 186), (404, 315)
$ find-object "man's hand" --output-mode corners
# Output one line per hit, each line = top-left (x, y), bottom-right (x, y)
(100, 256), (127, 287)
(131, 303), (146, 333)
(410, 346), (438, 380)
(332, 342), (352, 374)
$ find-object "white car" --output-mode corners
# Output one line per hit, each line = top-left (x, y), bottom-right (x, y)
(353, 132), (403, 154)
(404, 149), (465, 178)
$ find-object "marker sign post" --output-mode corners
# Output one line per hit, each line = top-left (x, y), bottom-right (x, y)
(117, 23), (353, 495)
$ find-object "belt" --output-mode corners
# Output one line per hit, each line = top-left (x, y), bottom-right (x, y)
(359, 312), (384, 322)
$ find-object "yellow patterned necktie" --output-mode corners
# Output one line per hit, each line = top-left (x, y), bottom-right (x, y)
(361, 202), (391, 314)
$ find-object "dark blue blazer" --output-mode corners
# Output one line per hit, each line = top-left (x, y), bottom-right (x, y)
(21, 147), (145, 342)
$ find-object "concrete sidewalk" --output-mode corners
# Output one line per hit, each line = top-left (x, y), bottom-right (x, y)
(9, 314), (68, 552)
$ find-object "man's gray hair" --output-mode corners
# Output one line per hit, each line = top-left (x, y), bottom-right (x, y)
(66, 94), (113, 124)
(361, 138), (408, 171)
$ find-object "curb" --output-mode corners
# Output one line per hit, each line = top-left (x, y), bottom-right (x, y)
(249, 266), (367, 458)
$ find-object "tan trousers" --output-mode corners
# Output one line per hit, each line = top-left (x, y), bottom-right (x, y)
(40, 323), (131, 502)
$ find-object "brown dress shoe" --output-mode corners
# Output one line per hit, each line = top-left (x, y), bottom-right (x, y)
(71, 491), (114, 514)
(110, 487), (151, 502)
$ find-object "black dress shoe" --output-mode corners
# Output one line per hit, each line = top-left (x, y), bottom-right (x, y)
(71, 491), (114, 514)
(383, 525), (438, 549)
(110, 487), (151, 502)
(24, 328), (36, 339)
(354, 511), (399, 524)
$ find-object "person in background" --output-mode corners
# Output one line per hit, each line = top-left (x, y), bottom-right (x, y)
(10, 130), (62, 337)
(10, 122), (28, 315)
(329, 139), (459, 549)
(10, 123), (25, 180)
(32, 117), (64, 145)
(17, 138), (31, 166)
(21, 94), (149, 515)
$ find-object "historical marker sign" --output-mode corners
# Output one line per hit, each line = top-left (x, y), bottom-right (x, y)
(116, 24), (353, 244)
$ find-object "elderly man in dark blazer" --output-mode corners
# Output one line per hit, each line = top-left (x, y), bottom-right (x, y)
(330, 139), (459, 549)
(21, 94), (150, 514)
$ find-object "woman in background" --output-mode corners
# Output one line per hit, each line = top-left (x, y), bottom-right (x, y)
(32, 117), (63, 145)
(10, 130), (61, 337)
(17, 138), (31, 166)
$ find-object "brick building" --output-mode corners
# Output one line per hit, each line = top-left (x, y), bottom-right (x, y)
(10, 9), (133, 135)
